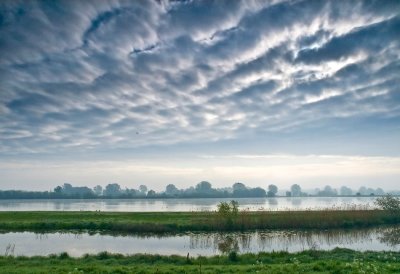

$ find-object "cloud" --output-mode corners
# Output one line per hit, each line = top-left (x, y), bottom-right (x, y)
(0, 0), (399, 157)
(295, 15), (400, 64)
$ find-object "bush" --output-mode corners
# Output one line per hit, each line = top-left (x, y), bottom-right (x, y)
(217, 200), (239, 228)
(375, 195), (400, 212)
(97, 251), (111, 260)
(58, 252), (69, 259)
(228, 250), (238, 262)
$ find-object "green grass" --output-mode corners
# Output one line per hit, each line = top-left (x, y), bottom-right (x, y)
(0, 210), (398, 234)
(1, 248), (399, 273)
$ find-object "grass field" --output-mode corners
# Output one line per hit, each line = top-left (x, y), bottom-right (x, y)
(0, 210), (398, 233)
(0, 248), (399, 273)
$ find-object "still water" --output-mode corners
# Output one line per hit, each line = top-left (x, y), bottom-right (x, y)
(0, 197), (377, 212)
(1, 226), (399, 257)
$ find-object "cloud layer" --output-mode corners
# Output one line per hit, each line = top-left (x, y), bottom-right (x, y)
(1, 154), (399, 191)
(0, 0), (399, 157)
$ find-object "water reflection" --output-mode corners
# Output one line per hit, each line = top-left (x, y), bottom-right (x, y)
(1, 226), (399, 257)
(189, 227), (398, 254)
(187, 226), (400, 255)
(291, 198), (302, 206)
(379, 228), (400, 247)
(267, 198), (278, 206)
(217, 236), (239, 254)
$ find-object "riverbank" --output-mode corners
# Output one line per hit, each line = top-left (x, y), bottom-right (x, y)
(1, 248), (399, 273)
(0, 210), (398, 233)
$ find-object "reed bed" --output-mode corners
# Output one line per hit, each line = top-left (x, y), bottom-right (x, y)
(0, 208), (398, 234)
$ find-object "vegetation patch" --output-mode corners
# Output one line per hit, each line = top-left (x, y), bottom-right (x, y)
(0, 208), (399, 234)
(1, 248), (399, 274)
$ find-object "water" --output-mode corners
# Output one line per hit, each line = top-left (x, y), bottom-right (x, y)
(1, 226), (399, 257)
(0, 197), (376, 212)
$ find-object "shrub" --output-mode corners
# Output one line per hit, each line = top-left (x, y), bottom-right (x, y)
(59, 252), (69, 259)
(228, 250), (238, 262)
(97, 251), (111, 260)
(375, 195), (400, 213)
(217, 200), (239, 228)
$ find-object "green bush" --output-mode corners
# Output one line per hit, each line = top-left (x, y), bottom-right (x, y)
(217, 200), (239, 228)
(96, 251), (110, 260)
(375, 195), (400, 213)
(228, 250), (238, 262)
(58, 252), (69, 259)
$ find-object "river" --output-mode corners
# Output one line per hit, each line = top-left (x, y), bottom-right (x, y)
(1, 226), (399, 257)
(0, 196), (377, 212)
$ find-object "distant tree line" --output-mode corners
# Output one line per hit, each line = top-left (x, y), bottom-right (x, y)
(309, 185), (386, 197)
(0, 181), (392, 199)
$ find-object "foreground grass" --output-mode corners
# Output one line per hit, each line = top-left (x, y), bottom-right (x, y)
(1, 248), (399, 273)
(0, 210), (399, 234)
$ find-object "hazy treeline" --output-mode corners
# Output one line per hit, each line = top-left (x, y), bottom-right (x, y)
(0, 182), (266, 199)
(0, 181), (394, 199)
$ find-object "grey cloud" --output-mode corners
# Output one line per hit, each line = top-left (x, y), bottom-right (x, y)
(0, 0), (399, 156)
(159, 0), (265, 42)
(84, 1), (163, 58)
(0, 0), (113, 65)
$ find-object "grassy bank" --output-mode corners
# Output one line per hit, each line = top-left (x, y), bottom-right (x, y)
(1, 248), (399, 273)
(0, 210), (399, 233)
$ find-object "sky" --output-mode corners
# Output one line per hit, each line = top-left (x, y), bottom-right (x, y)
(0, 0), (399, 192)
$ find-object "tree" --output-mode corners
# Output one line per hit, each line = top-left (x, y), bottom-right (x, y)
(62, 183), (73, 195)
(104, 183), (121, 197)
(93, 185), (103, 196)
(139, 185), (148, 194)
(125, 188), (137, 197)
(232, 182), (248, 197)
(73, 186), (93, 196)
(375, 195), (400, 212)
(290, 184), (301, 197)
(147, 190), (156, 197)
(375, 188), (385, 196)
(340, 186), (353, 196)
(58, 183), (93, 197)
(232, 182), (247, 192)
(367, 188), (375, 196)
(54, 186), (62, 193)
(358, 186), (368, 196)
(267, 184), (278, 197)
(195, 181), (212, 193)
(317, 185), (337, 196)
(217, 200), (239, 227)
(165, 184), (179, 195)
(250, 187), (266, 197)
